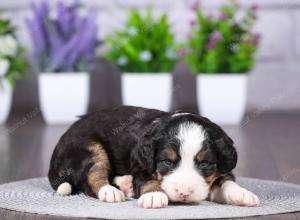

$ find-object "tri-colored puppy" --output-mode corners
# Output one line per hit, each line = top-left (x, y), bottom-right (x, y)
(48, 106), (259, 208)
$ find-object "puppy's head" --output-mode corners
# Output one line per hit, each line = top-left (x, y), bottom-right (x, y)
(133, 113), (237, 203)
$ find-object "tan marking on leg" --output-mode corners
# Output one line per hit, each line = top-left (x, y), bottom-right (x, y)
(87, 143), (110, 195)
(140, 180), (163, 195)
(210, 174), (234, 191)
(205, 173), (217, 184)
(205, 166), (219, 184)
(209, 174), (235, 203)
(210, 175), (234, 198)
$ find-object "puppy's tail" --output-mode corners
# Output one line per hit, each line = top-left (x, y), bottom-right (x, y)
(57, 182), (72, 196)
(48, 167), (74, 196)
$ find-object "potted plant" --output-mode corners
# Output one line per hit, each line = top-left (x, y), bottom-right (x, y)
(0, 16), (27, 124)
(184, 0), (260, 124)
(27, 1), (98, 124)
(105, 9), (177, 111)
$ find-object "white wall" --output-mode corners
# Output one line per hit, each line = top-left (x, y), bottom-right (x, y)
(1, 0), (300, 111)
(1, 0), (299, 61)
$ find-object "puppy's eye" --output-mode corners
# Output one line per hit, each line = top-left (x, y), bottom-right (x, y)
(197, 160), (211, 168)
(163, 159), (174, 166)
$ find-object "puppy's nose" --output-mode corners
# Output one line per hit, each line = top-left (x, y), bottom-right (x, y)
(179, 192), (190, 199)
(175, 187), (193, 199)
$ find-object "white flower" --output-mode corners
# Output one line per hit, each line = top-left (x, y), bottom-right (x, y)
(127, 26), (138, 36)
(165, 48), (176, 59)
(139, 51), (152, 62)
(116, 56), (128, 66)
(0, 58), (10, 77)
(0, 35), (18, 56)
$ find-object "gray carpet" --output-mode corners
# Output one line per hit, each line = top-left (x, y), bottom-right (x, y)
(0, 177), (300, 219)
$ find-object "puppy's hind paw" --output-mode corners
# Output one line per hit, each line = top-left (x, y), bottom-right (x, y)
(98, 185), (125, 203)
(222, 181), (260, 207)
(113, 175), (134, 198)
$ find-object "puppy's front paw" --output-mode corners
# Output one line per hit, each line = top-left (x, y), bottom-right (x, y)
(138, 192), (168, 209)
(222, 181), (260, 207)
(98, 185), (125, 203)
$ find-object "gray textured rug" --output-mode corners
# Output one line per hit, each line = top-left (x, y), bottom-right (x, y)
(0, 177), (300, 219)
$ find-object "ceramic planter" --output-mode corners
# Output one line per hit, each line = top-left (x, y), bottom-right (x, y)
(197, 74), (247, 125)
(39, 72), (90, 124)
(122, 73), (172, 111)
(0, 79), (12, 124)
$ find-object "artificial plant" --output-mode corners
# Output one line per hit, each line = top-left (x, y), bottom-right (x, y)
(105, 9), (177, 73)
(0, 15), (27, 87)
(26, 0), (98, 73)
(184, 0), (260, 73)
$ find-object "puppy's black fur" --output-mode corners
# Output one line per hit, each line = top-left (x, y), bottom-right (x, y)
(48, 106), (237, 198)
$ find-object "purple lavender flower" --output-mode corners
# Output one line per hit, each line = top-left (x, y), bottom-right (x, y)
(206, 42), (216, 50)
(26, 0), (98, 72)
(177, 48), (187, 58)
(244, 33), (261, 46)
(251, 3), (259, 11)
(186, 32), (193, 39)
(190, 20), (197, 27)
(249, 3), (259, 20)
(219, 13), (227, 21)
(252, 33), (261, 46)
(211, 31), (222, 42)
(206, 31), (222, 49)
(190, 1), (200, 11)
(25, 18), (45, 61)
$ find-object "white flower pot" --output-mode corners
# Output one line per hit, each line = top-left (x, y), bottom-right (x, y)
(0, 79), (12, 124)
(197, 74), (247, 125)
(122, 73), (172, 111)
(39, 73), (90, 124)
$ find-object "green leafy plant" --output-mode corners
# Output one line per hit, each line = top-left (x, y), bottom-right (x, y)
(184, 0), (260, 74)
(0, 15), (27, 87)
(105, 9), (177, 73)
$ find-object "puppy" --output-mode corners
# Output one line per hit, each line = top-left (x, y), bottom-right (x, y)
(48, 106), (259, 208)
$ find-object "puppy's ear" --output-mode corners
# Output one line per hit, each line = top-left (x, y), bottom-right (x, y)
(200, 116), (237, 174)
(130, 120), (163, 175)
(214, 136), (237, 174)
(131, 139), (155, 174)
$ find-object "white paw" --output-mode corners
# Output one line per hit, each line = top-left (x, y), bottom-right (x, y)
(138, 192), (168, 209)
(222, 181), (260, 207)
(113, 175), (134, 198)
(98, 185), (125, 203)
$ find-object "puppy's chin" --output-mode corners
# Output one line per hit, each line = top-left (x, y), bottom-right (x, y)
(160, 173), (210, 203)
(168, 196), (207, 204)
(166, 191), (209, 204)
